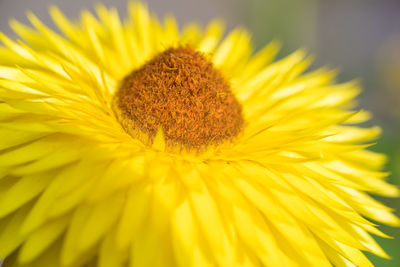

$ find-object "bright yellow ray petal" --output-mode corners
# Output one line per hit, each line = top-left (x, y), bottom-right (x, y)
(98, 230), (127, 267)
(0, 205), (31, 259)
(18, 215), (69, 264)
(197, 20), (225, 53)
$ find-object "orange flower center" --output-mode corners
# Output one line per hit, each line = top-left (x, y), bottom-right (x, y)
(113, 46), (243, 149)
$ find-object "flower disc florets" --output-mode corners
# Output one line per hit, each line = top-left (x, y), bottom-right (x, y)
(113, 46), (244, 149)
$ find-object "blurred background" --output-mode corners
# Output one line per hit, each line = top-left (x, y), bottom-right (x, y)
(0, 0), (399, 265)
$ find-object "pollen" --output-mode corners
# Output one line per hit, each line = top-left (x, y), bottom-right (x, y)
(113, 46), (244, 149)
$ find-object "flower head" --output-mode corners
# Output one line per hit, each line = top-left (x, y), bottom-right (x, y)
(0, 2), (398, 267)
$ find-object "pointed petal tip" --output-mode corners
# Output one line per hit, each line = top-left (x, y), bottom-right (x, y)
(152, 127), (166, 151)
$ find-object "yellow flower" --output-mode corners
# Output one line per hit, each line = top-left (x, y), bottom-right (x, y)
(0, 2), (398, 267)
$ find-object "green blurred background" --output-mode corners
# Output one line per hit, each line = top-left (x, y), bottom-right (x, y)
(0, 0), (399, 265)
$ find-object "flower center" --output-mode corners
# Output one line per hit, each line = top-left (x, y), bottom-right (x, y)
(113, 46), (243, 149)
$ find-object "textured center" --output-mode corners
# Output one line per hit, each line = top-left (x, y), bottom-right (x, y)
(113, 46), (243, 149)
